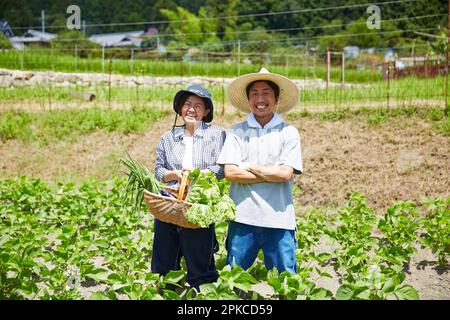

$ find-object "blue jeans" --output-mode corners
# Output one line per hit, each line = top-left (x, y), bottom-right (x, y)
(151, 219), (219, 289)
(226, 221), (297, 273)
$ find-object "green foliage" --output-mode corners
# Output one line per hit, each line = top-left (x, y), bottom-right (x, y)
(1, 177), (447, 300)
(296, 207), (332, 252)
(0, 177), (157, 299)
(120, 151), (163, 211)
(196, 265), (258, 299)
(0, 33), (12, 49)
(267, 268), (333, 300)
(0, 107), (168, 144)
(160, 5), (221, 50)
(335, 266), (419, 300)
(185, 169), (236, 227)
(420, 197), (450, 265)
(377, 201), (421, 267)
(1, 0), (445, 56)
(0, 110), (33, 142)
(50, 30), (101, 58)
(324, 195), (423, 300)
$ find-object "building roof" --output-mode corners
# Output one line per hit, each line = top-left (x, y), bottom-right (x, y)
(10, 29), (56, 43)
(25, 29), (57, 41)
(0, 19), (14, 37)
(89, 31), (144, 47)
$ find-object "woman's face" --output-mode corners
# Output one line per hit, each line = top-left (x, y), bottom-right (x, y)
(180, 94), (210, 124)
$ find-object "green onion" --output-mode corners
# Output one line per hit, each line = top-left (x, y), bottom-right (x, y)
(120, 151), (162, 211)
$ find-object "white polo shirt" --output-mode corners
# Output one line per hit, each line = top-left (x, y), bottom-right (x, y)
(217, 113), (302, 230)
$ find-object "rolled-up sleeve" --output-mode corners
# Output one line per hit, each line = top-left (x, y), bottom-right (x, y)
(217, 132), (241, 166)
(154, 138), (168, 182)
(206, 129), (226, 180)
(279, 126), (303, 174)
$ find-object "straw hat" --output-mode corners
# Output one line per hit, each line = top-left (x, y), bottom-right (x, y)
(227, 68), (299, 114)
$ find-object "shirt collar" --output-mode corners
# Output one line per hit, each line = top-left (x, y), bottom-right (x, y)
(173, 122), (208, 141)
(246, 112), (284, 129)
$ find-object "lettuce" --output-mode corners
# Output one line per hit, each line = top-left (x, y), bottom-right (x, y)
(185, 169), (236, 227)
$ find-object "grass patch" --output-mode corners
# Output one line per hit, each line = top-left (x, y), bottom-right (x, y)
(0, 77), (444, 110)
(0, 107), (169, 144)
(0, 49), (379, 83)
(286, 106), (450, 135)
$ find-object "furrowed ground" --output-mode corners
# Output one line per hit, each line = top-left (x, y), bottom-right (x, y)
(0, 86), (449, 300)
(1, 105), (448, 212)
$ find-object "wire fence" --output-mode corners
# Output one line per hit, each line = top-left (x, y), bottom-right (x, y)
(0, 44), (447, 114)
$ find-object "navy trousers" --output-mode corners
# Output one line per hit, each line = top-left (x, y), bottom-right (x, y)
(151, 219), (219, 290)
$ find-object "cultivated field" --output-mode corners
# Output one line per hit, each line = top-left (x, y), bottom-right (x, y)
(0, 71), (449, 300)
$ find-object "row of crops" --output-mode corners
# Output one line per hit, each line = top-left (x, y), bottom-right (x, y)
(0, 76), (446, 112)
(0, 49), (378, 83)
(1, 177), (448, 300)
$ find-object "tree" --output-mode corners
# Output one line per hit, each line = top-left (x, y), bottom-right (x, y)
(160, 5), (224, 51)
(205, 0), (238, 42)
(344, 18), (381, 48)
(50, 30), (100, 58)
(0, 33), (13, 49)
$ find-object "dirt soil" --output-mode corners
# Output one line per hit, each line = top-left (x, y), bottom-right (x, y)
(0, 111), (449, 299)
(1, 110), (448, 211)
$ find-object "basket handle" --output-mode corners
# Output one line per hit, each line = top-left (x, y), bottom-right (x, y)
(177, 171), (190, 201)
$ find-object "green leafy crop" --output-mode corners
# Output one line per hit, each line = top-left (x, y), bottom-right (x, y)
(185, 169), (236, 227)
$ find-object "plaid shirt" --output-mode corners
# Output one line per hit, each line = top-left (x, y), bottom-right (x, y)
(154, 122), (226, 185)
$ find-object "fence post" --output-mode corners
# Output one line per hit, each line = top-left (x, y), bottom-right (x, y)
(444, 42), (450, 112)
(51, 44), (54, 71)
(259, 40), (265, 68)
(326, 48), (330, 105)
(221, 62), (225, 116)
(102, 46), (105, 73)
(237, 39), (241, 76)
(189, 54), (192, 77)
(180, 48), (184, 78)
(446, 1), (449, 112)
(341, 52), (345, 108)
(130, 48), (134, 75)
(387, 60), (391, 109)
(285, 55), (289, 77)
(20, 49), (24, 70)
(326, 48), (330, 88)
(108, 55), (112, 109)
(313, 51), (316, 78)
(444, 35), (450, 111)
(206, 51), (209, 77)
(75, 45), (78, 72)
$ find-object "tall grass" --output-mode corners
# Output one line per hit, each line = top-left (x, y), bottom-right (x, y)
(0, 76), (444, 109)
(0, 49), (379, 83)
(0, 107), (169, 144)
(299, 76), (445, 106)
(285, 106), (450, 136)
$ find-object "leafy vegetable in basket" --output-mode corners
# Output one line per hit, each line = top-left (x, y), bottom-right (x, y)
(120, 151), (162, 211)
(185, 169), (236, 227)
(120, 154), (235, 227)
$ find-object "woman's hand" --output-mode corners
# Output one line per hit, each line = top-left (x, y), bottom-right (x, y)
(163, 170), (184, 183)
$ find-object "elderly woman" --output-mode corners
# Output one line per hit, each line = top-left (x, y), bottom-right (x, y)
(152, 84), (226, 290)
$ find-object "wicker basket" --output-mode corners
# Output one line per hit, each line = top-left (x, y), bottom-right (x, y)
(143, 171), (200, 229)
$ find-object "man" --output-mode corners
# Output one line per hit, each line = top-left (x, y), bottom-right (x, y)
(217, 68), (302, 273)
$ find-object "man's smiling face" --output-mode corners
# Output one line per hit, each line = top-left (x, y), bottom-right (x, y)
(247, 81), (278, 126)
